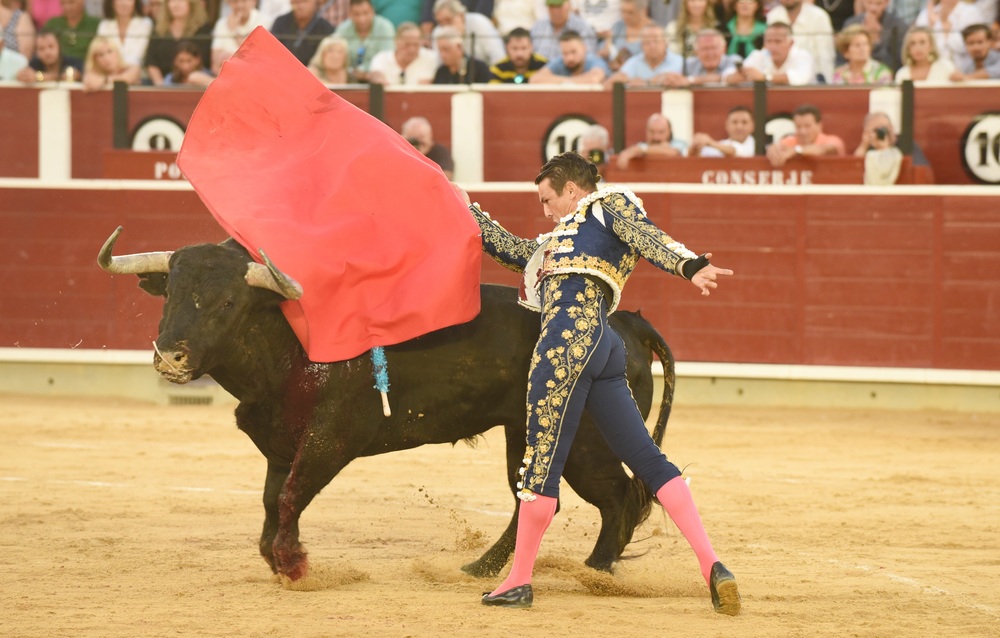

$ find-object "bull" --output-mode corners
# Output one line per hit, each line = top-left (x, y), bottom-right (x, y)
(98, 227), (676, 582)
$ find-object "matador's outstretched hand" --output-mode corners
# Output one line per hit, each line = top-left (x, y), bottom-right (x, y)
(691, 253), (734, 296)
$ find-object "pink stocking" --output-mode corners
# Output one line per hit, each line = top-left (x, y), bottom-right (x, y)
(489, 494), (557, 595)
(656, 477), (719, 584)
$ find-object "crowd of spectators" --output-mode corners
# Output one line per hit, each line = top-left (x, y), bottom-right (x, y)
(1, 0), (997, 87)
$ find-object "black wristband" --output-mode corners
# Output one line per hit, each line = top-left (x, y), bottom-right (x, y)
(682, 254), (710, 280)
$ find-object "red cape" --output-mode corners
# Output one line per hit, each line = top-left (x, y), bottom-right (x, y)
(177, 27), (482, 362)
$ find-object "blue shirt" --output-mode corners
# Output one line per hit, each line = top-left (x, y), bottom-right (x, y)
(545, 52), (610, 77)
(618, 51), (684, 79)
(530, 14), (598, 62)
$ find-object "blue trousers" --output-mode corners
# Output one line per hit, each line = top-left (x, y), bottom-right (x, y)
(518, 274), (681, 501)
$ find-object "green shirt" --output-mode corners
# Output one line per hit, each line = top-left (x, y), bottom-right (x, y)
(44, 14), (102, 60)
(333, 14), (395, 73)
(372, 0), (421, 28)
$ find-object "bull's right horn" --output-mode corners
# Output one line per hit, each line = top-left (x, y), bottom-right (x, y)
(245, 249), (303, 300)
(97, 226), (172, 274)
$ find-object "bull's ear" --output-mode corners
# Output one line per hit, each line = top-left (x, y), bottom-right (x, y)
(137, 273), (168, 297)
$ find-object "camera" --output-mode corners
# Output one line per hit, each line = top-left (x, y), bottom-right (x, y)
(587, 149), (605, 165)
(874, 127), (889, 141)
(406, 137), (421, 148)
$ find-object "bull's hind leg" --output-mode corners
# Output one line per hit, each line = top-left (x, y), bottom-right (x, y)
(562, 420), (634, 572)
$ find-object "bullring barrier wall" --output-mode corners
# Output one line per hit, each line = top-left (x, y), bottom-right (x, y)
(1, 179), (998, 410)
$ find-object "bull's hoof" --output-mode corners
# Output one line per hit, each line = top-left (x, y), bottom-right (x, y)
(461, 556), (506, 578)
(277, 556), (310, 583)
(583, 555), (615, 573)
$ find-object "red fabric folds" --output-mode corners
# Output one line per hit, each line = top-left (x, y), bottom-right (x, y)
(177, 27), (482, 362)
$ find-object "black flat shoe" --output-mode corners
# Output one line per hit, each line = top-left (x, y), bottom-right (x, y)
(709, 562), (741, 616)
(481, 584), (533, 608)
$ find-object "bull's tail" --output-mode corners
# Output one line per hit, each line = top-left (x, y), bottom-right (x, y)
(618, 311), (677, 557)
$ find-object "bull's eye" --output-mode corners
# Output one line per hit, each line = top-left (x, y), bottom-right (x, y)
(222, 300), (234, 310)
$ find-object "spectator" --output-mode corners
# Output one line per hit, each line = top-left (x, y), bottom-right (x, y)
(607, 0), (655, 71)
(334, 0), (394, 81)
(842, 0), (907, 73)
(420, 0), (492, 42)
(145, 0), (212, 85)
(431, 0), (503, 65)
(887, 0), (925, 26)
(258, 0), (290, 28)
(950, 22), (1000, 79)
(271, 0), (334, 66)
(81, 33), (139, 89)
(372, 0), (421, 28)
(730, 21), (814, 84)
(766, 104), (845, 167)
(368, 20), (438, 84)
(308, 33), (357, 81)
(689, 104), (756, 157)
(600, 0), (662, 71)
(853, 109), (932, 167)
(16, 28), (82, 81)
(1, 0), (36, 58)
(666, 0), (719, 58)
(831, 24), (892, 84)
(96, 0), (152, 68)
(811, 0), (855, 31)
(605, 23), (683, 86)
(577, 0), (619, 52)
(578, 122), (612, 167)
(44, 0), (102, 59)
(615, 113), (688, 169)
(31, 0), (63, 30)
(210, 0), (262, 74)
(493, 0), (543, 36)
(530, 0), (597, 62)
(144, 0), (163, 21)
(319, 0), (348, 28)
(724, 0), (765, 59)
(162, 36), (212, 84)
(915, 0), (986, 68)
(681, 27), (741, 84)
(432, 24), (490, 82)
(0, 39), (28, 78)
(766, 0), (833, 82)
(895, 25), (956, 82)
(401, 115), (454, 178)
(853, 112), (904, 184)
(530, 28), (609, 83)
(489, 25), (546, 83)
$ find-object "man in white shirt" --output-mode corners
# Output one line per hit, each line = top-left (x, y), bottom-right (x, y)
(211, 0), (265, 74)
(431, 0), (506, 66)
(766, 0), (834, 82)
(728, 21), (816, 86)
(369, 21), (440, 84)
(689, 105), (756, 158)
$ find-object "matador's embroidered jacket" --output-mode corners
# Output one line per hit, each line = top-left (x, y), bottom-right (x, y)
(470, 185), (699, 312)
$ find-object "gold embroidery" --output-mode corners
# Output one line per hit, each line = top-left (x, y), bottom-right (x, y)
(470, 205), (537, 273)
(603, 194), (694, 274)
(520, 275), (602, 499)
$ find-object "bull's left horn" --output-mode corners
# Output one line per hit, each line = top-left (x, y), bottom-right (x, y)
(97, 226), (172, 274)
(245, 250), (303, 300)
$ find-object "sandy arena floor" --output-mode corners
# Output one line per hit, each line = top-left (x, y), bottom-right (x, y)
(1, 394), (998, 637)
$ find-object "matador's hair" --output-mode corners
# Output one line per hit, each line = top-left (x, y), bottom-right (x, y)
(535, 152), (601, 194)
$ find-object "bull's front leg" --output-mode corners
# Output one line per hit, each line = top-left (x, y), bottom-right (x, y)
(259, 460), (290, 573)
(270, 437), (351, 582)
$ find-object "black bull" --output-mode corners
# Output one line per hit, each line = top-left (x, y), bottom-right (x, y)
(98, 228), (677, 582)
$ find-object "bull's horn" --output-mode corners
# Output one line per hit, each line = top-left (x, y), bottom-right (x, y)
(245, 250), (303, 300)
(97, 226), (172, 274)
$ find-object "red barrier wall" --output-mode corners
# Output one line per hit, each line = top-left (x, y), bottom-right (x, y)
(3, 184), (997, 370)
